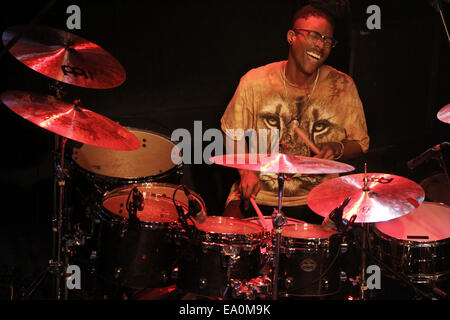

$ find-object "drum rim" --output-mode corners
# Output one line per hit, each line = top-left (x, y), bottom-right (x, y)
(373, 201), (450, 244)
(280, 223), (338, 241)
(193, 216), (265, 244)
(71, 126), (182, 180)
(99, 182), (206, 227)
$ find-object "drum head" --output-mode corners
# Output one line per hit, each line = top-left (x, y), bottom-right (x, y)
(102, 183), (205, 223)
(244, 216), (305, 232)
(196, 217), (263, 235)
(72, 128), (181, 179)
(281, 223), (337, 240)
(375, 202), (450, 242)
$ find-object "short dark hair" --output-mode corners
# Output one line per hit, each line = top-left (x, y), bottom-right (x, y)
(291, 2), (336, 30)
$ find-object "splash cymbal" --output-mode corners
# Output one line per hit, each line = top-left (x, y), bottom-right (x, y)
(1, 90), (140, 151)
(307, 173), (425, 223)
(2, 25), (126, 89)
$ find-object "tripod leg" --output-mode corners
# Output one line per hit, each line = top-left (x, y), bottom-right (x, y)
(21, 268), (50, 299)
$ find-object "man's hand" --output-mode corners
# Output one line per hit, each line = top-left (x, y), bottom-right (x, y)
(314, 141), (344, 160)
(238, 169), (261, 211)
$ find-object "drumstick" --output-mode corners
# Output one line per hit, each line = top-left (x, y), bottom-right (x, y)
(250, 198), (271, 230)
(291, 123), (321, 155)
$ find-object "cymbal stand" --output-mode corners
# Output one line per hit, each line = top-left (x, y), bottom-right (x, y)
(356, 164), (435, 300)
(272, 173), (287, 300)
(22, 135), (69, 300)
(53, 135), (70, 300)
(359, 164), (370, 300)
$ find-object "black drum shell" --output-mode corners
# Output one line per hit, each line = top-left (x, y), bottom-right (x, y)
(95, 211), (179, 289)
(175, 217), (264, 298)
(279, 233), (342, 297)
(373, 228), (450, 283)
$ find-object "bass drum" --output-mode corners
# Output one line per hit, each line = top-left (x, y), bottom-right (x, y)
(95, 183), (207, 289)
(374, 201), (450, 283)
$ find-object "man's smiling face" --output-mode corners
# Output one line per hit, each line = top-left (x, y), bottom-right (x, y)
(288, 15), (334, 76)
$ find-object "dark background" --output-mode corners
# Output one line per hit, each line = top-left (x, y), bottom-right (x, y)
(0, 0), (448, 299)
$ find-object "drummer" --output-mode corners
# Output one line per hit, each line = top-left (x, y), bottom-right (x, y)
(221, 3), (369, 225)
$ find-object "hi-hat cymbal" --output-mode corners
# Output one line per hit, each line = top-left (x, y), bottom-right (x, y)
(437, 104), (450, 124)
(307, 173), (425, 223)
(1, 90), (141, 151)
(209, 153), (355, 174)
(2, 25), (126, 89)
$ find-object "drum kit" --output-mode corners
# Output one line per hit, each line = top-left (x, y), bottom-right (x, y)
(2, 24), (450, 301)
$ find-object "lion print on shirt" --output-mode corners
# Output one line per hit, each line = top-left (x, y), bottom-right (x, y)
(255, 94), (346, 197)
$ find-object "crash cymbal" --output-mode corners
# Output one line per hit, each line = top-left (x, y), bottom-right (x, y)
(2, 25), (126, 89)
(209, 153), (355, 174)
(307, 173), (425, 223)
(437, 103), (450, 124)
(1, 90), (140, 151)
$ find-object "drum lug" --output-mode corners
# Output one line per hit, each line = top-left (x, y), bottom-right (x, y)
(199, 277), (208, 290)
(171, 267), (179, 281)
(286, 248), (295, 258)
(321, 278), (330, 291)
(160, 270), (169, 284)
(114, 267), (122, 279)
(340, 242), (348, 254)
(284, 276), (294, 290)
(120, 225), (128, 238)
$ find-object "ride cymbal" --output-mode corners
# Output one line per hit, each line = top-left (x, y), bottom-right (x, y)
(2, 25), (126, 89)
(1, 90), (140, 151)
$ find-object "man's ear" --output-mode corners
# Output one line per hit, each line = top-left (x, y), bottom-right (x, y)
(286, 30), (296, 45)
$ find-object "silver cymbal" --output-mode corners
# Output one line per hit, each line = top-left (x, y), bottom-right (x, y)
(307, 173), (425, 223)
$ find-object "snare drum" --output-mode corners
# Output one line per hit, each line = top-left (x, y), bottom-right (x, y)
(374, 201), (450, 283)
(176, 217), (265, 298)
(71, 127), (182, 194)
(96, 183), (206, 289)
(279, 223), (342, 297)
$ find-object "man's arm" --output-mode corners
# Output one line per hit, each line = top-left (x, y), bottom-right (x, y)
(315, 140), (363, 161)
(223, 133), (261, 211)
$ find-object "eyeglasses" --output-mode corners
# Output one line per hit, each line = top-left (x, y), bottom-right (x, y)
(293, 29), (338, 48)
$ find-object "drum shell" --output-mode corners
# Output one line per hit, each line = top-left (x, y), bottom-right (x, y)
(373, 201), (450, 283)
(175, 217), (264, 298)
(94, 182), (206, 289)
(279, 226), (342, 297)
(95, 209), (178, 289)
(373, 228), (450, 282)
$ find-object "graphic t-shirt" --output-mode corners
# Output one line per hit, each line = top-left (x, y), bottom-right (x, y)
(221, 61), (369, 207)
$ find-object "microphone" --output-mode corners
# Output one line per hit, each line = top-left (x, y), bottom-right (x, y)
(407, 142), (449, 170)
(126, 186), (144, 223)
(132, 186), (144, 211)
(182, 186), (206, 224)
